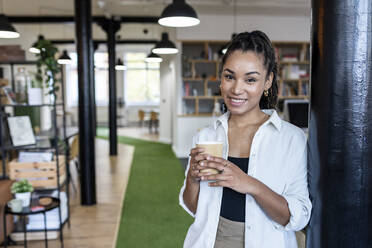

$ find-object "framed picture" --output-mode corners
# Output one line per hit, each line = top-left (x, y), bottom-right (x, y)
(7, 116), (36, 147)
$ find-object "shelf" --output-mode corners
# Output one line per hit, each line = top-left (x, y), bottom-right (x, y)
(183, 77), (204, 81)
(0, 61), (37, 65)
(0, 103), (64, 107)
(0, 140), (65, 152)
(178, 113), (214, 117)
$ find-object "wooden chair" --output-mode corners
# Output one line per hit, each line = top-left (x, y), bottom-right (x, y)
(149, 111), (159, 134)
(138, 110), (145, 127)
(69, 135), (79, 193)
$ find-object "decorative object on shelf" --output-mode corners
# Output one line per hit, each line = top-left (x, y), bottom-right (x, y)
(115, 58), (127, 70)
(14, 67), (31, 103)
(38, 196), (52, 206)
(33, 37), (61, 98)
(29, 35), (44, 54)
(57, 50), (72, 65)
(145, 52), (163, 63)
(0, 13), (20, 38)
(7, 198), (23, 212)
(158, 0), (200, 27)
(1, 85), (16, 104)
(212, 101), (221, 116)
(11, 179), (34, 207)
(152, 33), (178, 54)
(7, 116), (36, 147)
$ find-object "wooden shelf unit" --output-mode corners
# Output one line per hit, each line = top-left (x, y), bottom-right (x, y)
(180, 40), (310, 116)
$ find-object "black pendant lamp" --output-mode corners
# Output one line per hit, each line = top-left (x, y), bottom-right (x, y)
(145, 52), (163, 63)
(152, 33), (178, 55)
(115, 58), (127, 70)
(29, 35), (45, 54)
(158, 0), (200, 27)
(57, 50), (72, 65)
(0, 14), (19, 38)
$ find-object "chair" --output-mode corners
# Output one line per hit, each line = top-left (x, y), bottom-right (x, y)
(138, 110), (145, 127)
(149, 111), (159, 134)
(68, 135), (79, 193)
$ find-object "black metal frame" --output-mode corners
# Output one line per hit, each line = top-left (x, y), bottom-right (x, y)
(0, 61), (73, 247)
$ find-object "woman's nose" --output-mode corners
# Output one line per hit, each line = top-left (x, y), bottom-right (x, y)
(231, 80), (244, 94)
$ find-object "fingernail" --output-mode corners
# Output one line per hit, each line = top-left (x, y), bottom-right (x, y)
(201, 176), (204, 180)
(206, 156), (210, 160)
(200, 162), (204, 166)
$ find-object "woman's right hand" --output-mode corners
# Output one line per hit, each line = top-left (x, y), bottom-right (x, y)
(188, 147), (208, 183)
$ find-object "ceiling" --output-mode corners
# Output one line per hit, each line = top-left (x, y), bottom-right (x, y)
(2, 0), (311, 17)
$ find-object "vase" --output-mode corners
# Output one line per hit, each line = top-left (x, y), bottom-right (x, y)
(15, 192), (31, 207)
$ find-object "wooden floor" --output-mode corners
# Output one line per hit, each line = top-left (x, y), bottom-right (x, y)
(117, 127), (159, 142)
(8, 138), (135, 248)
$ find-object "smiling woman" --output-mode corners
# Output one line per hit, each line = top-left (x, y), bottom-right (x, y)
(180, 31), (311, 248)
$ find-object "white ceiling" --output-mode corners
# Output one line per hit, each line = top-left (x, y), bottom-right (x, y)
(2, 0), (310, 17)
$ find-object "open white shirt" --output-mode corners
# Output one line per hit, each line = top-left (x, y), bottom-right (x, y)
(179, 109), (312, 248)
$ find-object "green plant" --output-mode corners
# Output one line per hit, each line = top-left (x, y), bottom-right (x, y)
(34, 39), (60, 98)
(11, 179), (34, 194)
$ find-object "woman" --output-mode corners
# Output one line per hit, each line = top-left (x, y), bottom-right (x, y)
(179, 31), (311, 248)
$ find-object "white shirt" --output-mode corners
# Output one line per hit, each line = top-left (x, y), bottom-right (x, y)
(179, 109), (312, 248)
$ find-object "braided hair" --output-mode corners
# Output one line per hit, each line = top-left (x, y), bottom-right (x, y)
(220, 31), (278, 109)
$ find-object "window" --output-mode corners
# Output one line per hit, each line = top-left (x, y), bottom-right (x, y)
(124, 52), (160, 105)
(65, 52), (109, 107)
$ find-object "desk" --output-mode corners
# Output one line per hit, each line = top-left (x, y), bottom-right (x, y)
(3, 197), (62, 248)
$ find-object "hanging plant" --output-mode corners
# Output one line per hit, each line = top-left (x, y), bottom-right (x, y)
(34, 39), (60, 99)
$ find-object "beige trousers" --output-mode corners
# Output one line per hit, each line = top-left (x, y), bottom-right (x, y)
(214, 216), (245, 248)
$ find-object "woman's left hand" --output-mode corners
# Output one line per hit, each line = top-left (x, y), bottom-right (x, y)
(199, 156), (259, 195)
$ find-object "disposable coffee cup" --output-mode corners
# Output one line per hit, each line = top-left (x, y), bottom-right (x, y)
(196, 141), (223, 175)
(8, 199), (23, 213)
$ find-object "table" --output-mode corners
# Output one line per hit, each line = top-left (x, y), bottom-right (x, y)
(3, 197), (63, 248)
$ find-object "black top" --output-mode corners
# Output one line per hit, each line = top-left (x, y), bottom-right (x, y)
(220, 156), (249, 222)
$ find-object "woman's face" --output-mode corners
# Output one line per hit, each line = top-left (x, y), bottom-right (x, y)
(220, 50), (273, 116)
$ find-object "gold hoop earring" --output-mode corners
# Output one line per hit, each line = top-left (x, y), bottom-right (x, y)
(264, 90), (269, 97)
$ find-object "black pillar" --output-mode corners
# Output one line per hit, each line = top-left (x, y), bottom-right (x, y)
(307, 0), (372, 247)
(74, 0), (96, 205)
(99, 20), (120, 155)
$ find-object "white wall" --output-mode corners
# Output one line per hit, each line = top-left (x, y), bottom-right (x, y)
(176, 13), (311, 41)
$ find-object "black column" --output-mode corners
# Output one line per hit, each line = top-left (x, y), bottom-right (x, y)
(99, 19), (120, 155)
(307, 1), (372, 247)
(74, 0), (96, 205)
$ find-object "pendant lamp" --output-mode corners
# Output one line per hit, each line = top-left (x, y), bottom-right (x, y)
(57, 50), (72, 65)
(158, 0), (200, 27)
(29, 35), (45, 54)
(0, 14), (19, 38)
(115, 58), (127, 70)
(152, 33), (178, 55)
(145, 52), (163, 63)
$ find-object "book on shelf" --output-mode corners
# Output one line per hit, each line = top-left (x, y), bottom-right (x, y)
(184, 82), (190, 96)
(282, 54), (298, 62)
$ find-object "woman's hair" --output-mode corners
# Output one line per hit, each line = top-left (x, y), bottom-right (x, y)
(220, 31), (278, 109)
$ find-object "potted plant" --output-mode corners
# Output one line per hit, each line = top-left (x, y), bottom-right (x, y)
(11, 179), (34, 207)
(33, 38), (61, 101)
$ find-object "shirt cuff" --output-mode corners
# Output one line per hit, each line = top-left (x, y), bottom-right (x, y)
(272, 195), (310, 231)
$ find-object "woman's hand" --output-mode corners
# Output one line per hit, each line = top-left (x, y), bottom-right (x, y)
(199, 156), (259, 195)
(187, 147), (208, 184)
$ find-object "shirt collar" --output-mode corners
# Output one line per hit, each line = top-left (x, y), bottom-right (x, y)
(213, 109), (282, 132)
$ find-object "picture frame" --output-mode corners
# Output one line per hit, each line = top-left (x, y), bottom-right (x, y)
(7, 116), (36, 147)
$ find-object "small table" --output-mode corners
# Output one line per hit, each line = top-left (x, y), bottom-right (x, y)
(3, 197), (63, 248)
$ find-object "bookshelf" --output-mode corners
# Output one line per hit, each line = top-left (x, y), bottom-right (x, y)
(180, 40), (310, 116)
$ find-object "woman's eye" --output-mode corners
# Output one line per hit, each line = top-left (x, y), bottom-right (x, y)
(246, 78), (257, 83)
(224, 74), (233, 80)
